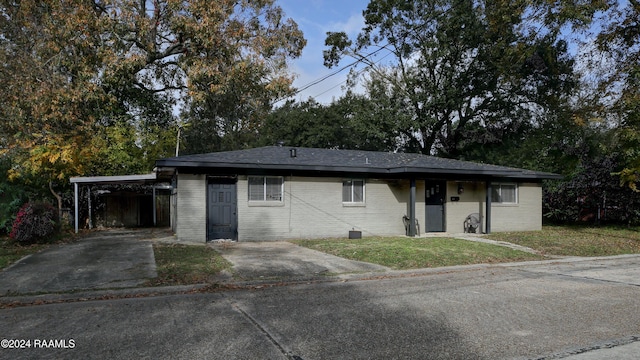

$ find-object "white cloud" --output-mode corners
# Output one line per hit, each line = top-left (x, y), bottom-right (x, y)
(325, 13), (365, 36)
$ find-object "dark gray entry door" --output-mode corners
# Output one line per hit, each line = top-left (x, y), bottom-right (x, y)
(425, 180), (446, 232)
(207, 179), (237, 240)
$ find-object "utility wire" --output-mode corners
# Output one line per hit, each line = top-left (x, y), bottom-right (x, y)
(310, 49), (396, 99)
(278, 45), (390, 102)
(281, 0), (470, 102)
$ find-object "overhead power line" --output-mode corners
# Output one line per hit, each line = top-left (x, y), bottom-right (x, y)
(279, 45), (390, 102)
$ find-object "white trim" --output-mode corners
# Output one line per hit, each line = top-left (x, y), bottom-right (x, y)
(342, 179), (365, 204)
(248, 176), (284, 203)
(70, 173), (157, 184)
(491, 183), (518, 205)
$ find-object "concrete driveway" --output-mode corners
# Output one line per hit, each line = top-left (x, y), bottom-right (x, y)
(0, 229), (158, 295)
(210, 241), (389, 281)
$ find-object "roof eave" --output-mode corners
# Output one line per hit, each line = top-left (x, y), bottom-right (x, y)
(156, 160), (560, 180)
(70, 173), (159, 185)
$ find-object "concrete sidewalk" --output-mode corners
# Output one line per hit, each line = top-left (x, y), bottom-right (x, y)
(210, 241), (389, 281)
(560, 341), (640, 360)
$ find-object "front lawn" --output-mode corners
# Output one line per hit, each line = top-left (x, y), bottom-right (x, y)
(146, 244), (232, 286)
(291, 237), (544, 270)
(487, 225), (640, 257)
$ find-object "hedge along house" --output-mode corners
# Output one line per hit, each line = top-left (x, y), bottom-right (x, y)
(154, 146), (561, 242)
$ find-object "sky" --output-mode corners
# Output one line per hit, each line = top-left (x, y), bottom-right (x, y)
(276, 0), (371, 104)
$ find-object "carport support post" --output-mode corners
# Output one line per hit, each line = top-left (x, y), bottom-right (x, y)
(409, 178), (416, 237)
(485, 181), (492, 234)
(74, 182), (79, 234)
(152, 185), (157, 226)
(87, 186), (92, 229)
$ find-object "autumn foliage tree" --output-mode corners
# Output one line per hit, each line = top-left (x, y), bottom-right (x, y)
(0, 0), (305, 212)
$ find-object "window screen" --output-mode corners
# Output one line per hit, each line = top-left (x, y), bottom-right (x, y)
(491, 183), (518, 204)
(343, 179), (365, 203)
(248, 176), (283, 201)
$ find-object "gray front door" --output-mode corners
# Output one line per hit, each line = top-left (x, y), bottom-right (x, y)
(425, 180), (446, 232)
(207, 178), (237, 240)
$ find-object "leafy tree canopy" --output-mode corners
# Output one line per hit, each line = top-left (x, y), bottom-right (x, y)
(260, 92), (402, 151)
(596, 0), (640, 190)
(324, 0), (611, 157)
(0, 0), (305, 180)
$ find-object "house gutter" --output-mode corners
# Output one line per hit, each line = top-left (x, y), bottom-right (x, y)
(156, 162), (559, 180)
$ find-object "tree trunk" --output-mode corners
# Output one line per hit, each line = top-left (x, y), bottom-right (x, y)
(49, 181), (62, 222)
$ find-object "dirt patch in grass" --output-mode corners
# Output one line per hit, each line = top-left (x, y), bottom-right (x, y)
(0, 238), (49, 270)
(292, 237), (543, 270)
(0, 232), (77, 270)
(487, 226), (640, 257)
(145, 244), (232, 286)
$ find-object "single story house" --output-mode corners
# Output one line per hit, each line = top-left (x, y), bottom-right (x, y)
(154, 146), (560, 242)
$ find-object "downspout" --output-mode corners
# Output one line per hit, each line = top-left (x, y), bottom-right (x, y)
(485, 181), (492, 234)
(409, 178), (416, 237)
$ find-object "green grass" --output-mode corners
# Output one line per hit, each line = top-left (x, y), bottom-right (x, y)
(146, 244), (232, 286)
(291, 236), (543, 270)
(487, 225), (640, 257)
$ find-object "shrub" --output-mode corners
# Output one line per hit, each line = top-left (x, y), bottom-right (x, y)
(0, 182), (30, 235)
(9, 202), (59, 244)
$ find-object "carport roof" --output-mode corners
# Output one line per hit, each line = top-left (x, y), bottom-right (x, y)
(156, 146), (561, 180)
(70, 173), (159, 185)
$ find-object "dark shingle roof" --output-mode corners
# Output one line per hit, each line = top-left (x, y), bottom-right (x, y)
(156, 146), (561, 180)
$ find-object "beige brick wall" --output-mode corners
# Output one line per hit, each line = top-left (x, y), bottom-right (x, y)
(444, 181), (542, 233)
(176, 173), (207, 243)
(445, 181), (486, 233)
(237, 176), (424, 241)
(490, 182), (542, 232)
(174, 174), (542, 242)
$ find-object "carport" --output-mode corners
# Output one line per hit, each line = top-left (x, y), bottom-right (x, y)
(70, 173), (174, 233)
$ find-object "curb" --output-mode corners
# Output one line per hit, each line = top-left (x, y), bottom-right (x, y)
(3, 253), (640, 307)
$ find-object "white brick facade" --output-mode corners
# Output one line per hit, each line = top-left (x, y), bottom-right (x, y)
(445, 181), (542, 233)
(237, 176), (425, 241)
(175, 174), (542, 242)
(175, 173), (207, 243)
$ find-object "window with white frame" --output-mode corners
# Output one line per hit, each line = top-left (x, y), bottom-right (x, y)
(491, 183), (518, 204)
(342, 179), (365, 203)
(248, 176), (283, 201)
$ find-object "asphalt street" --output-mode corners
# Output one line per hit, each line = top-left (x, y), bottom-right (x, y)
(1, 256), (640, 360)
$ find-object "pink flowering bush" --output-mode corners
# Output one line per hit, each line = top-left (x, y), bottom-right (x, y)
(9, 202), (59, 244)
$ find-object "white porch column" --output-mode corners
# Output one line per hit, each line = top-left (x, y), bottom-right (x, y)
(74, 182), (79, 233)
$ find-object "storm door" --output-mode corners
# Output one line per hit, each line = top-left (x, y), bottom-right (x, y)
(207, 178), (237, 240)
(425, 180), (446, 232)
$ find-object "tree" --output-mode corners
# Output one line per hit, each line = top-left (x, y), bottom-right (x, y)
(324, 0), (609, 157)
(0, 0), (305, 211)
(260, 92), (402, 151)
(544, 151), (640, 226)
(596, 0), (640, 190)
